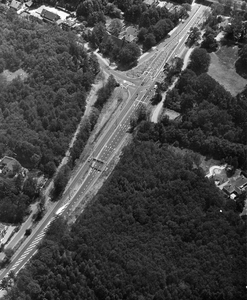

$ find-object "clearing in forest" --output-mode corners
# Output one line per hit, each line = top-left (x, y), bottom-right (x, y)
(208, 45), (247, 97)
(1, 68), (28, 83)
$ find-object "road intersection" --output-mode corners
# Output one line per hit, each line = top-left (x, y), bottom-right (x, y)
(0, 3), (207, 281)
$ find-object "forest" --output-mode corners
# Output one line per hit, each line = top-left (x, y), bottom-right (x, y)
(0, 12), (99, 173)
(156, 46), (247, 170)
(0, 11), (99, 223)
(3, 140), (246, 299)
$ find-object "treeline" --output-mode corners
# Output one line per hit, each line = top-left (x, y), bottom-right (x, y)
(0, 13), (99, 174)
(87, 23), (141, 66)
(4, 141), (246, 299)
(51, 74), (118, 199)
(94, 75), (118, 110)
(143, 47), (247, 169)
(0, 177), (32, 223)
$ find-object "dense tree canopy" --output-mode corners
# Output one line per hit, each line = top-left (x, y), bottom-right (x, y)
(4, 141), (246, 300)
(188, 48), (211, 75)
(0, 11), (99, 222)
(162, 67), (247, 169)
(0, 14), (99, 173)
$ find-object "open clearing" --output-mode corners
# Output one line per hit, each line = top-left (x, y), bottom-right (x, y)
(208, 45), (247, 96)
(1, 68), (28, 83)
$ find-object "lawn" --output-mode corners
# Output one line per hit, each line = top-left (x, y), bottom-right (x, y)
(208, 45), (247, 96)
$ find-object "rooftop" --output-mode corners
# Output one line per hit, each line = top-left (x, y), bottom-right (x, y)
(223, 175), (247, 196)
(25, 0), (33, 7)
(9, 0), (21, 10)
(143, 0), (158, 5)
(41, 8), (60, 22)
(0, 156), (19, 171)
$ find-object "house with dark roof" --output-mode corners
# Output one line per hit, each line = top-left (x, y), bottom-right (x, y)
(9, 0), (22, 11)
(169, 6), (186, 18)
(58, 19), (77, 31)
(223, 175), (247, 199)
(103, 32), (126, 49)
(40, 9), (60, 24)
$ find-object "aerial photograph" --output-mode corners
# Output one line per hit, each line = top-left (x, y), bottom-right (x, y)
(0, 0), (246, 298)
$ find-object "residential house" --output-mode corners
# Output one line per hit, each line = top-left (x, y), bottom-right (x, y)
(25, 0), (33, 8)
(40, 9), (60, 24)
(218, 19), (231, 31)
(169, 5), (186, 19)
(1, 226), (16, 245)
(223, 175), (247, 199)
(0, 156), (21, 177)
(103, 32), (126, 49)
(20, 10), (30, 19)
(9, 0), (22, 11)
(59, 19), (77, 31)
(0, 224), (6, 240)
(144, 0), (159, 6)
(124, 26), (138, 43)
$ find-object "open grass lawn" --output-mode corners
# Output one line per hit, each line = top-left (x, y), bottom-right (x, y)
(208, 45), (247, 97)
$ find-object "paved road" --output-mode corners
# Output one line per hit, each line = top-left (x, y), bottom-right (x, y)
(0, 3), (207, 281)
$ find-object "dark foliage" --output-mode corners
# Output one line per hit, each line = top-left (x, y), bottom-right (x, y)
(0, 14), (98, 173)
(235, 44), (247, 79)
(4, 141), (246, 300)
(188, 48), (211, 75)
(94, 75), (118, 110)
(0, 13), (99, 222)
(162, 69), (247, 169)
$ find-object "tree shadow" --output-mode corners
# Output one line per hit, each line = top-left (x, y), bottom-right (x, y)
(235, 58), (247, 79)
(116, 61), (138, 71)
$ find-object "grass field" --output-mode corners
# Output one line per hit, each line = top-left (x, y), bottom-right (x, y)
(208, 45), (247, 96)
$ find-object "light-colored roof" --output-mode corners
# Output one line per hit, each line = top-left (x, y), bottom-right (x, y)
(25, 0), (33, 7)
(1, 226), (15, 244)
(125, 34), (136, 42)
(144, 0), (157, 5)
(9, 0), (21, 10)
(0, 156), (19, 170)
(224, 176), (247, 195)
(235, 176), (247, 190)
(56, 19), (64, 25)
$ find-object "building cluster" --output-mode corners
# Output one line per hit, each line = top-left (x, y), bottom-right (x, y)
(208, 164), (247, 201)
(223, 175), (247, 200)
(7, 0), (78, 31)
(0, 225), (16, 247)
